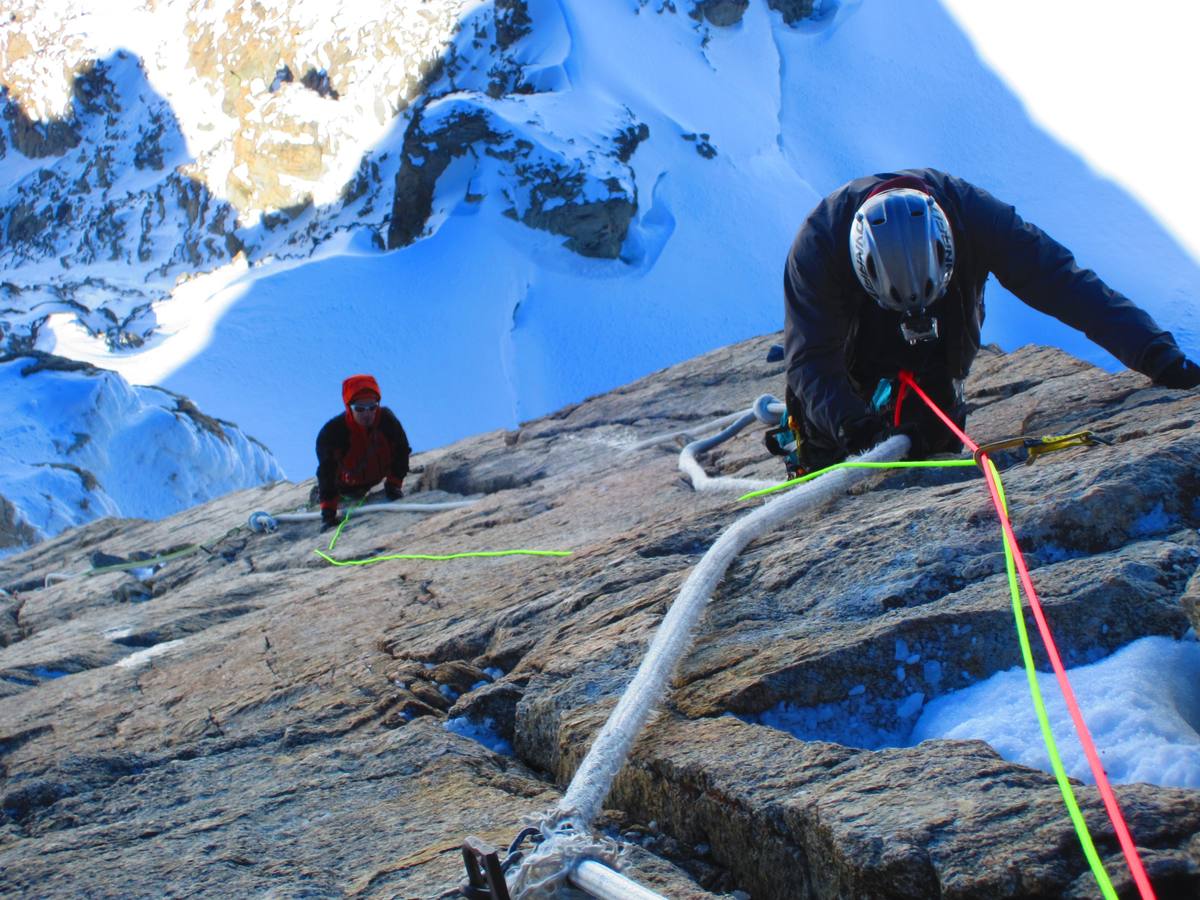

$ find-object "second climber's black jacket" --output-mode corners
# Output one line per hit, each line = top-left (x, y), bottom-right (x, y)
(315, 407), (410, 503)
(783, 167), (1185, 450)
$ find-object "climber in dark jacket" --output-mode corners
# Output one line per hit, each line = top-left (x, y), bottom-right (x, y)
(774, 167), (1200, 475)
(315, 374), (411, 531)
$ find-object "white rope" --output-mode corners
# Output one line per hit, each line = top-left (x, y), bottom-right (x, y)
(509, 432), (910, 897)
(626, 395), (783, 456)
(677, 394), (786, 493)
(44, 571), (87, 586)
(624, 410), (747, 452)
(247, 499), (478, 533)
(554, 435), (909, 828)
(507, 817), (624, 899)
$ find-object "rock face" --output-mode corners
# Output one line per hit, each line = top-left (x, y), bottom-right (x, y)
(1, 338), (1199, 898)
(382, 4), (645, 259)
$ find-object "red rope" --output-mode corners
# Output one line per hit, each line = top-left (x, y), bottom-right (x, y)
(896, 370), (1155, 900)
(892, 377), (910, 428)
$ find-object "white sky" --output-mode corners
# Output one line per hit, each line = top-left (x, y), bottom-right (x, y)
(941, 1), (1200, 262)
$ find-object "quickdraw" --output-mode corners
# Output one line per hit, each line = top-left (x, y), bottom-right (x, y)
(972, 430), (1113, 468)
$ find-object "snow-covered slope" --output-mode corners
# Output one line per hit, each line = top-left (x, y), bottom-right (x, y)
(0, 353), (281, 553)
(3, 0), (1198, 483)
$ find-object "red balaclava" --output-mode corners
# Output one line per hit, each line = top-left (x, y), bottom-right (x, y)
(341, 374), (382, 474)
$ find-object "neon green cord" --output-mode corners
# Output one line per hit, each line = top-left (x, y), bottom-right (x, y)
(314, 548), (573, 566)
(990, 461), (1117, 898)
(317, 495), (570, 566)
(738, 459), (978, 501)
(742, 455), (1118, 894)
(325, 495), (367, 552)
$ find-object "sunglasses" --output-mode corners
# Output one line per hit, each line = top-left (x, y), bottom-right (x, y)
(350, 402), (379, 413)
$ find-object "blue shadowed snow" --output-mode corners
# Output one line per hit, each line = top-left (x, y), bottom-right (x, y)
(755, 636), (1200, 789)
(912, 636), (1200, 788)
(1037, 544), (1085, 565)
(445, 716), (515, 756)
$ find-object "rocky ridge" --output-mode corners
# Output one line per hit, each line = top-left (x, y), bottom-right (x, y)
(0, 0), (793, 356)
(1, 336), (1198, 898)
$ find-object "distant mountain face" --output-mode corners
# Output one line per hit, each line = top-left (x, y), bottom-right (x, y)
(0, 0), (821, 547)
(0, 352), (282, 553)
(0, 0), (816, 356)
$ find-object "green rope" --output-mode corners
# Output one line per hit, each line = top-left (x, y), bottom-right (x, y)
(316, 494), (571, 566)
(325, 495), (367, 553)
(738, 459), (978, 501)
(742, 456), (1118, 894)
(315, 548), (573, 566)
(989, 461), (1118, 898)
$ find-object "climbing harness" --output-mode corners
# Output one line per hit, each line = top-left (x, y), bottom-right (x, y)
(763, 409), (804, 478)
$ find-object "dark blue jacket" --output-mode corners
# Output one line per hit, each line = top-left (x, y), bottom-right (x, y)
(784, 168), (1184, 448)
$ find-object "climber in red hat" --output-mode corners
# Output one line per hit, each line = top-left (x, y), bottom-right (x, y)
(314, 374), (412, 531)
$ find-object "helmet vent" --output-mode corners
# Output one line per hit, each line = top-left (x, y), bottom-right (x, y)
(924, 278), (934, 299)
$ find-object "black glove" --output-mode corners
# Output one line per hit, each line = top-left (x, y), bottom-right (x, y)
(889, 422), (929, 459)
(320, 507), (343, 532)
(839, 414), (887, 455)
(1154, 357), (1200, 390)
(385, 480), (404, 501)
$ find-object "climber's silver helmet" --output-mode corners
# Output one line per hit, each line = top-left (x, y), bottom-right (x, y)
(849, 187), (955, 315)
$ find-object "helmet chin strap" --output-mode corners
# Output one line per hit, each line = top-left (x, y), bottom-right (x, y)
(899, 311), (939, 345)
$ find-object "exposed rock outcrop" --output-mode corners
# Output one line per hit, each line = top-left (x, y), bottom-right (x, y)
(1, 339), (1197, 897)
